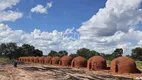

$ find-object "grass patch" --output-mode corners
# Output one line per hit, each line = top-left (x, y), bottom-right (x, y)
(106, 60), (111, 67)
(0, 70), (7, 73)
(0, 57), (10, 62)
(136, 61), (142, 69)
(0, 57), (17, 64)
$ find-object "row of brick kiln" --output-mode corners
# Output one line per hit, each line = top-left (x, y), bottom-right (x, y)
(18, 56), (141, 74)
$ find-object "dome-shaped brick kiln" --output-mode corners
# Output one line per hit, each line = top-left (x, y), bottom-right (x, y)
(71, 56), (87, 68)
(110, 56), (141, 73)
(44, 56), (52, 63)
(50, 56), (60, 65)
(87, 56), (107, 70)
(59, 56), (72, 66)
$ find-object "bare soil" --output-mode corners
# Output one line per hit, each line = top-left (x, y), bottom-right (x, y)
(0, 62), (141, 80)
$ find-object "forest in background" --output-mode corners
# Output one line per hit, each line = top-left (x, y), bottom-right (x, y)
(0, 42), (141, 61)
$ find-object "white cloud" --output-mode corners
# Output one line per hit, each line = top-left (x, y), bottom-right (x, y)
(138, 40), (142, 45)
(0, 0), (20, 11)
(31, 2), (52, 14)
(0, 23), (141, 55)
(0, 24), (25, 43)
(0, 11), (23, 22)
(1, 0), (142, 55)
(0, 0), (23, 22)
(78, 0), (142, 37)
(76, 0), (142, 55)
(31, 5), (47, 14)
(46, 2), (52, 8)
(0, 24), (77, 54)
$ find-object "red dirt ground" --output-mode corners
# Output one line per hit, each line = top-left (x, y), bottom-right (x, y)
(0, 62), (141, 80)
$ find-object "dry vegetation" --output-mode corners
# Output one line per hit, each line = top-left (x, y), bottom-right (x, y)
(136, 61), (142, 69)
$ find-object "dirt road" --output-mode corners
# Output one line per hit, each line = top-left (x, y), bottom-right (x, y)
(0, 63), (138, 80)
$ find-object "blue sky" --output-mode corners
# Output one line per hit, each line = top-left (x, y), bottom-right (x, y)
(1, 0), (142, 55)
(4, 0), (106, 32)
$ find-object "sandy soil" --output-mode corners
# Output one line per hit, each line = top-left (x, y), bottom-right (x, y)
(0, 62), (141, 80)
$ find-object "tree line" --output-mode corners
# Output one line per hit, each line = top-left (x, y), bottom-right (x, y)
(0, 42), (141, 61)
(48, 48), (142, 61)
(0, 43), (43, 60)
(48, 48), (123, 60)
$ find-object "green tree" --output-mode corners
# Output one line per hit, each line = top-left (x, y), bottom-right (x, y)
(101, 53), (112, 60)
(14, 47), (24, 58)
(21, 44), (43, 56)
(21, 44), (35, 56)
(0, 43), (7, 56)
(7, 43), (18, 59)
(132, 47), (142, 60)
(112, 48), (123, 59)
(87, 50), (100, 59)
(0, 43), (18, 60)
(69, 53), (78, 58)
(76, 48), (100, 59)
(48, 50), (58, 57)
(33, 49), (43, 56)
(126, 55), (131, 57)
(77, 48), (90, 59)
(58, 50), (68, 57)
(0, 43), (43, 59)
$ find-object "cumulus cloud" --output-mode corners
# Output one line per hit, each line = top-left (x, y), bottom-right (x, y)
(0, 24), (79, 54)
(1, 0), (142, 55)
(78, 0), (142, 37)
(1, 23), (142, 55)
(31, 2), (52, 14)
(0, 11), (22, 22)
(0, 0), (23, 22)
(138, 40), (142, 45)
(0, 0), (20, 11)
(77, 0), (142, 55)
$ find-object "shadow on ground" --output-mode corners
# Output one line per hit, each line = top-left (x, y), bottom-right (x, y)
(21, 66), (133, 80)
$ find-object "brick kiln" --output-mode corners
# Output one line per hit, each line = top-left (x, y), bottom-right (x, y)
(59, 56), (72, 66)
(110, 56), (141, 73)
(38, 56), (45, 63)
(44, 56), (52, 63)
(50, 56), (60, 65)
(33, 56), (40, 63)
(71, 56), (87, 68)
(87, 56), (107, 70)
